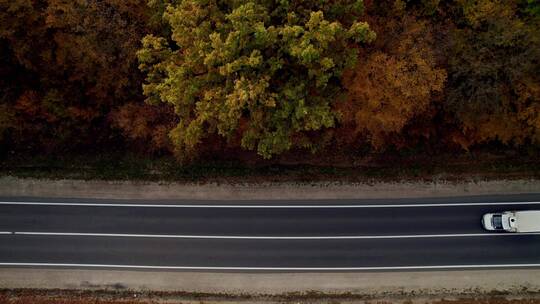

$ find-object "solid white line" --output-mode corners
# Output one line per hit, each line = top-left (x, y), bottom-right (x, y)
(0, 262), (539, 271)
(1, 201), (540, 208)
(3, 231), (540, 239)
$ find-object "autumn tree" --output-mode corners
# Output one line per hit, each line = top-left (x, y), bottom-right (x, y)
(0, 41), (19, 144)
(338, 13), (446, 149)
(0, 0), (148, 103)
(44, 0), (148, 104)
(446, 0), (540, 147)
(0, 0), (151, 151)
(139, 0), (375, 158)
(109, 102), (176, 153)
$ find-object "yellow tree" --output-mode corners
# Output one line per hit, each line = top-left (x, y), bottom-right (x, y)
(138, 0), (375, 159)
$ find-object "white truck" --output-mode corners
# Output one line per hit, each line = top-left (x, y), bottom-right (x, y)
(482, 210), (540, 232)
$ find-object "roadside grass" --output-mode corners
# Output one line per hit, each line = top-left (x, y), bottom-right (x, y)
(1, 152), (539, 183)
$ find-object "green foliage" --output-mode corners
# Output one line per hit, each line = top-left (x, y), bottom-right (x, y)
(522, 0), (540, 17)
(139, 0), (375, 158)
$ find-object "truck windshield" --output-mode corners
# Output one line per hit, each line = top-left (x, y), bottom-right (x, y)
(492, 215), (504, 230)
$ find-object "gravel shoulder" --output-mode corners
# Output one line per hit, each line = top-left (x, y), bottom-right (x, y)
(1, 177), (540, 200)
(1, 268), (539, 297)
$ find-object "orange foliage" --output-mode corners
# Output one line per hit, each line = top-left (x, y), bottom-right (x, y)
(109, 102), (175, 153)
(339, 15), (446, 149)
(43, 0), (149, 103)
(446, 0), (540, 148)
(0, 0), (151, 152)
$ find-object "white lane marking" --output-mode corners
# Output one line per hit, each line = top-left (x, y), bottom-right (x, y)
(0, 262), (539, 270)
(1, 201), (540, 208)
(3, 231), (540, 239)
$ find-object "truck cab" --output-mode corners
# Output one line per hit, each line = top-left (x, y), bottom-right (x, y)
(482, 211), (540, 232)
(482, 212), (516, 231)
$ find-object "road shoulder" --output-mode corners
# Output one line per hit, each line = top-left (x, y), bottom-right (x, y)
(1, 268), (539, 295)
(1, 176), (539, 200)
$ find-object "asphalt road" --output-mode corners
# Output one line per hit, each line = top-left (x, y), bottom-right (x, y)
(0, 195), (539, 270)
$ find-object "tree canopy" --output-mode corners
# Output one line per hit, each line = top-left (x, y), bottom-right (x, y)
(138, 0), (375, 158)
(0, 0), (538, 160)
(446, 0), (540, 147)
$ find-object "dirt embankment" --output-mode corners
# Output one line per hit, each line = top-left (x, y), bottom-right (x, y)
(1, 289), (540, 304)
(1, 268), (540, 303)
